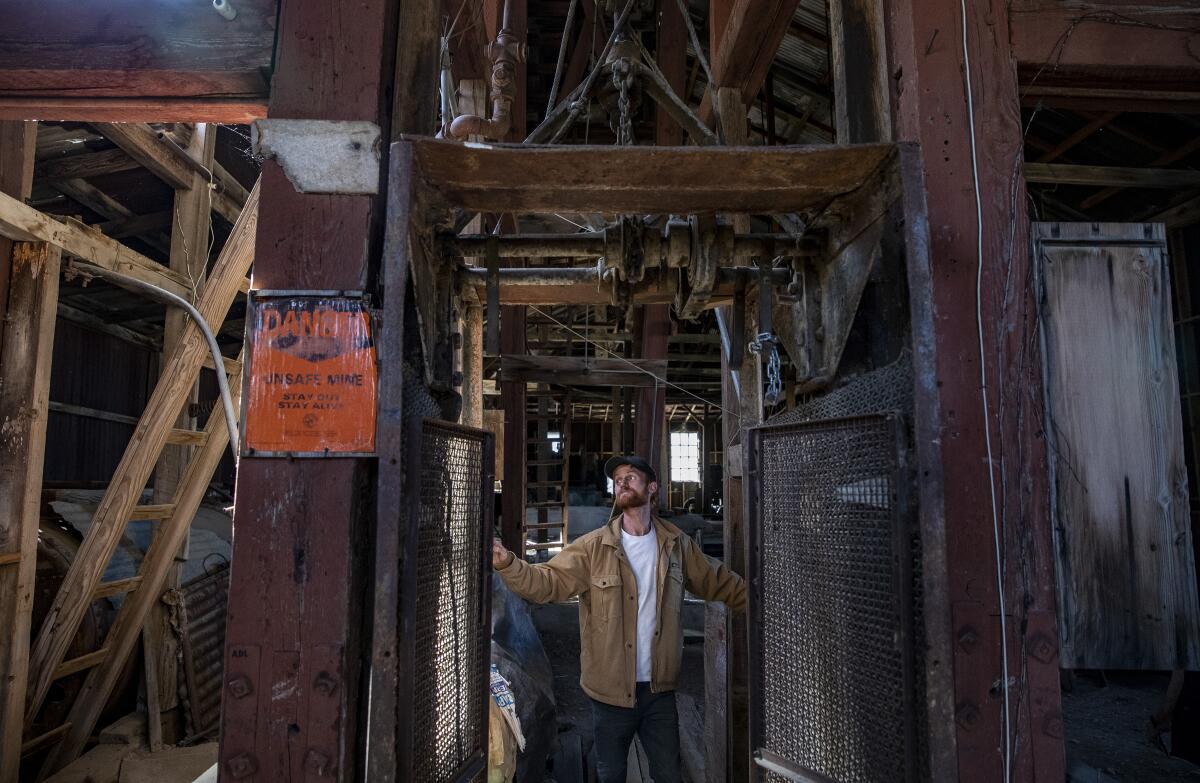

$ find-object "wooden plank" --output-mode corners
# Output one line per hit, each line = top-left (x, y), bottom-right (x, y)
(407, 138), (895, 215)
(21, 723), (71, 757)
(698, 1), (802, 125)
(1024, 163), (1200, 189)
(1010, 2), (1200, 85)
(93, 576), (142, 600)
(886, 1), (1063, 779)
(0, 120), (36, 370)
(25, 179), (258, 732)
(92, 123), (193, 190)
(1037, 221), (1200, 669)
(52, 648), (109, 680)
(47, 401), (203, 446)
(129, 504), (176, 521)
(634, 305), (670, 484)
(149, 122), (217, 742)
(0, 0), (275, 114)
(0, 242), (61, 782)
(43, 350), (246, 772)
(828, 0), (892, 143)
(0, 189), (191, 297)
(0, 97), (266, 124)
(56, 302), (160, 351)
(35, 148), (139, 182)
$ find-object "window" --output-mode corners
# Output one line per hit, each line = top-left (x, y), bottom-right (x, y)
(670, 431), (701, 483)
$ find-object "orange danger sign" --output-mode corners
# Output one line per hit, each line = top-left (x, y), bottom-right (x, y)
(244, 296), (377, 454)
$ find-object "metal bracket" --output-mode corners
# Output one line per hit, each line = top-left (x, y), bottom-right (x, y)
(252, 120), (382, 195)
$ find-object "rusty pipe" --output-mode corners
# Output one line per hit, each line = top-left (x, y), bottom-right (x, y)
(446, 0), (526, 141)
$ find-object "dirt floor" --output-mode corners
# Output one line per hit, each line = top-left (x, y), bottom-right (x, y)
(1063, 671), (1200, 782)
(531, 600), (707, 782)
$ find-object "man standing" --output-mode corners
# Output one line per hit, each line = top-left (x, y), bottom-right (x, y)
(492, 454), (747, 783)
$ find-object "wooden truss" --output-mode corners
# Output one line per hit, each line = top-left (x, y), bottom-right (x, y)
(0, 171), (259, 776)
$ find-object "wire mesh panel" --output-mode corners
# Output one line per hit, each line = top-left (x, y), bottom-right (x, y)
(748, 414), (915, 783)
(400, 419), (494, 783)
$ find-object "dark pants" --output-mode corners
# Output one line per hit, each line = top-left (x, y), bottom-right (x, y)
(591, 683), (681, 783)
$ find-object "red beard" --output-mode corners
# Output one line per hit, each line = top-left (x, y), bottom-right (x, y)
(615, 485), (649, 509)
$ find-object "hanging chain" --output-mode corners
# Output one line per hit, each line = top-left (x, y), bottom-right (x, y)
(612, 59), (634, 146)
(749, 331), (783, 406)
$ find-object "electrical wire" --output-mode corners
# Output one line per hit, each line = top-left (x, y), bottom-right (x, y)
(70, 263), (241, 453)
(527, 305), (733, 416)
(958, 1), (1011, 779)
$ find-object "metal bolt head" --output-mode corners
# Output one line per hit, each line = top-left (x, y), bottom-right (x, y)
(1030, 634), (1057, 665)
(305, 749), (331, 776)
(957, 626), (979, 651)
(955, 702), (980, 731)
(226, 753), (258, 779)
(313, 671), (338, 697)
(227, 676), (253, 700)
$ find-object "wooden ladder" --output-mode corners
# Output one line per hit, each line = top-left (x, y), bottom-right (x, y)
(524, 390), (571, 559)
(21, 182), (259, 776)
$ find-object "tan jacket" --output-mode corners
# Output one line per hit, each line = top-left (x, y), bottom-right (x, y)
(497, 515), (746, 707)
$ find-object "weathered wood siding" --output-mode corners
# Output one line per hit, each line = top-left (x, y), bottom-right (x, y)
(1038, 221), (1200, 670)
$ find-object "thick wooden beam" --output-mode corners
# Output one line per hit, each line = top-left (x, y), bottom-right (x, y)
(408, 139), (895, 214)
(828, 0), (891, 143)
(221, 0), (405, 777)
(1011, 2), (1200, 88)
(35, 148), (139, 182)
(0, 121), (36, 355)
(634, 304), (670, 472)
(698, 1), (802, 125)
(0, 0), (276, 122)
(888, 0), (1063, 779)
(0, 189), (190, 297)
(92, 123), (194, 190)
(654, 0), (688, 146)
(1024, 163), (1200, 189)
(0, 242), (61, 782)
(0, 97), (266, 124)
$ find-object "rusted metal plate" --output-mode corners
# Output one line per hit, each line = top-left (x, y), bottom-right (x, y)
(243, 292), (378, 457)
(178, 563), (230, 739)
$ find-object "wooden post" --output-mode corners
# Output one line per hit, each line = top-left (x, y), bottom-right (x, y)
(886, 0), (1063, 779)
(705, 85), (753, 783)
(463, 304), (484, 428)
(497, 0), (529, 555)
(828, 0), (892, 143)
(0, 241), (61, 781)
(220, 0), (412, 778)
(147, 121), (216, 746)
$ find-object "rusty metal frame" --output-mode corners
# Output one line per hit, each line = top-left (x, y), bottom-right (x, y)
(396, 416), (495, 783)
(746, 412), (917, 783)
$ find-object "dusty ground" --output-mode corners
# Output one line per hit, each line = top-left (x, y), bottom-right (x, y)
(1063, 672), (1200, 782)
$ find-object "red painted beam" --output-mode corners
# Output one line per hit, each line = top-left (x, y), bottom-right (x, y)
(1011, 2), (1200, 90)
(698, 0), (801, 125)
(219, 0), (398, 779)
(888, 0), (1064, 780)
(0, 0), (275, 122)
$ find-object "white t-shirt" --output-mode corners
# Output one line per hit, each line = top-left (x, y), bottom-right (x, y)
(621, 522), (659, 682)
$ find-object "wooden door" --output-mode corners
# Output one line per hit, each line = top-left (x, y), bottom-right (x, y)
(1037, 221), (1200, 670)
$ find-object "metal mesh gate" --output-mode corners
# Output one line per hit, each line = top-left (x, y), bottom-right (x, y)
(399, 419), (494, 783)
(748, 413), (916, 783)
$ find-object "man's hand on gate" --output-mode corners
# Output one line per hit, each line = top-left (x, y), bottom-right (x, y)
(492, 539), (514, 570)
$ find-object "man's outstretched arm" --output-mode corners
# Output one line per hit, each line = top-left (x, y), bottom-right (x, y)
(680, 535), (747, 612)
(493, 537), (590, 604)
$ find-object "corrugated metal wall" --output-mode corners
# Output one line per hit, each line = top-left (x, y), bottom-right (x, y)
(43, 318), (156, 484)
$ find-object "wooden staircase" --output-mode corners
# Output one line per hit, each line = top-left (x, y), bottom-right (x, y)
(15, 182), (258, 777)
